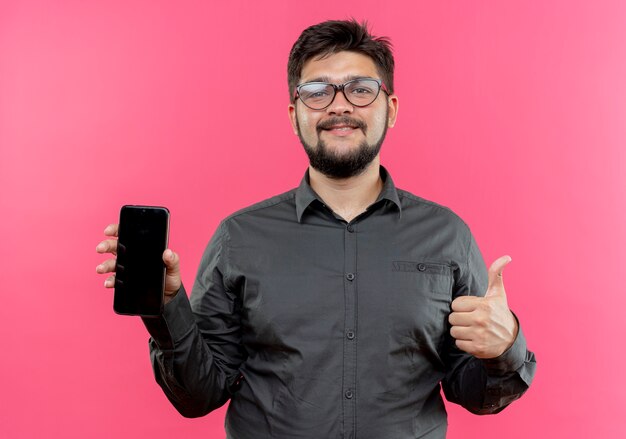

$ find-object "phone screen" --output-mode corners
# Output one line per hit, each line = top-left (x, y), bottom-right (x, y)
(113, 205), (170, 316)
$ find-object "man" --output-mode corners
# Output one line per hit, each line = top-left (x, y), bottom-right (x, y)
(96, 20), (535, 439)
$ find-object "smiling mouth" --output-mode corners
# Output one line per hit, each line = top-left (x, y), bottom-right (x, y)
(325, 125), (358, 131)
(317, 117), (366, 134)
(322, 125), (360, 138)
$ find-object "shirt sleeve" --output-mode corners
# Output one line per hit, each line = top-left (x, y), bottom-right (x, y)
(441, 233), (537, 414)
(141, 221), (246, 418)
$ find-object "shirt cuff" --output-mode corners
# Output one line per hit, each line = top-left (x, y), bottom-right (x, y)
(141, 284), (195, 351)
(482, 312), (528, 375)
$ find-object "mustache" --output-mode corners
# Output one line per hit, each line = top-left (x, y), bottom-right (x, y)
(316, 116), (367, 133)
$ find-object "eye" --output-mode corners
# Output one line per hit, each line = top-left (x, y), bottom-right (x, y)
(306, 90), (330, 99)
(346, 81), (377, 95)
(299, 84), (332, 100)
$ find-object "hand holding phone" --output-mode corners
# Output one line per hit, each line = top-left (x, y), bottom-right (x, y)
(95, 206), (182, 316)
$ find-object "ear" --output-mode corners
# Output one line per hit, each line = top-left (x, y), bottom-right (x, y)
(288, 104), (299, 135)
(386, 94), (399, 128)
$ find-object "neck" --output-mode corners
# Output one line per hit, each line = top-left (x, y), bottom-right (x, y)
(309, 158), (383, 222)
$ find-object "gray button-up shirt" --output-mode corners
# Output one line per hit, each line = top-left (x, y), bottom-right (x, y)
(143, 167), (536, 439)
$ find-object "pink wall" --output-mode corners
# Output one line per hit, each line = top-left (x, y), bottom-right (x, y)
(1, 1), (625, 437)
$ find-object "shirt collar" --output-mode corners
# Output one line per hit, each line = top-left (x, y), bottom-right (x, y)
(295, 165), (402, 223)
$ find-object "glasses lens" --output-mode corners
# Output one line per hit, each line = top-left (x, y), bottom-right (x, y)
(343, 79), (381, 107)
(298, 83), (335, 109)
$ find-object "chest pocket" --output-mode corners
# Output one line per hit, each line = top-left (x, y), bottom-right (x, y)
(392, 261), (453, 296)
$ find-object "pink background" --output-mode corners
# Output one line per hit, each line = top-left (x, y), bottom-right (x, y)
(1, 1), (625, 437)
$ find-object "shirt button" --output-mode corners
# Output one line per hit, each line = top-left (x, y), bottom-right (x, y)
(417, 263), (426, 272)
(346, 331), (355, 340)
(345, 390), (353, 399)
(346, 273), (355, 281)
(347, 224), (354, 233)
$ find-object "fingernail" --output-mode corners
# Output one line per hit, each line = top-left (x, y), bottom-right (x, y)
(96, 265), (102, 273)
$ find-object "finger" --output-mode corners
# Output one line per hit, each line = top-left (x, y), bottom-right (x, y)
(448, 311), (476, 327)
(451, 295), (482, 312)
(163, 249), (182, 297)
(454, 339), (484, 357)
(96, 239), (118, 255)
(96, 258), (117, 274)
(486, 255), (512, 295)
(104, 274), (115, 288)
(104, 224), (119, 237)
(450, 325), (474, 341)
(163, 249), (180, 275)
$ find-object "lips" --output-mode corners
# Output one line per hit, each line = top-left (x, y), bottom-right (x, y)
(317, 117), (366, 133)
(325, 124), (357, 130)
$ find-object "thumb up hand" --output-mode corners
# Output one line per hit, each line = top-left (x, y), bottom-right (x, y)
(449, 256), (518, 359)
(485, 255), (510, 298)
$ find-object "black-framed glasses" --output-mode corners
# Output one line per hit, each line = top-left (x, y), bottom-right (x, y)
(294, 78), (389, 110)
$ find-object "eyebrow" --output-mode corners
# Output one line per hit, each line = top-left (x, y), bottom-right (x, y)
(302, 75), (374, 84)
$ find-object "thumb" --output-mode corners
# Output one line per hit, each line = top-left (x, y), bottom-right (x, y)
(163, 249), (180, 274)
(485, 255), (512, 297)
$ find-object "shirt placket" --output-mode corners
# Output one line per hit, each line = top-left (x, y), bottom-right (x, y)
(342, 220), (358, 439)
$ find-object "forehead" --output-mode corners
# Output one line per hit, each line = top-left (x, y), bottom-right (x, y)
(300, 51), (379, 83)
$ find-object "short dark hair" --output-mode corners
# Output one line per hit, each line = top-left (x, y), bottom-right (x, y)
(287, 19), (395, 103)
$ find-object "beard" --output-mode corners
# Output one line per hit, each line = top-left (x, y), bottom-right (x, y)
(296, 113), (388, 179)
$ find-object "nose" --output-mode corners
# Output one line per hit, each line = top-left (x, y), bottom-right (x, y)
(326, 88), (354, 115)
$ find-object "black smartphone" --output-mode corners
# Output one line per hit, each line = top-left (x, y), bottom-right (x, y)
(113, 205), (170, 317)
